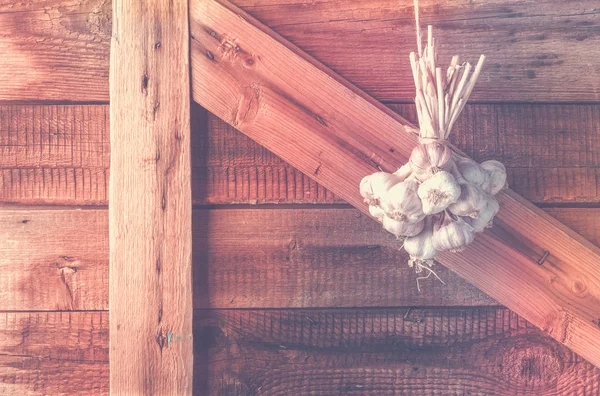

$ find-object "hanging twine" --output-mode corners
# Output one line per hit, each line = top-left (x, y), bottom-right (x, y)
(359, 0), (508, 290)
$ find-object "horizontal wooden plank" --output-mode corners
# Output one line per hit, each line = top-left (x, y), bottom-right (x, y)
(1, 103), (599, 204)
(0, 311), (108, 395)
(4, 0), (600, 102)
(195, 308), (600, 395)
(2, 309), (599, 395)
(0, 209), (108, 311)
(1, 207), (599, 311)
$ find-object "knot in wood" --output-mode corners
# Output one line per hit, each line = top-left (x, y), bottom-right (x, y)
(502, 342), (564, 389)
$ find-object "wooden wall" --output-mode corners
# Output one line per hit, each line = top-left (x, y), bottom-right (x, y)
(1, 0), (600, 394)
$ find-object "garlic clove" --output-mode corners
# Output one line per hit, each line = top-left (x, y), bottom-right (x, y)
(380, 180), (425, 223)
(404, 218), (438, 261)
(464, 195), (500, 232)
(382, 215), (425, 237)
(447, 183), (487, 218)
(360, 172), (402, 206)
(481, 160), (507, 195)
(369, 205), (385, 221)
(393, 163), (413, 181)
(409, 142), (453, 177)
(432, 214), (475, 252)
(417, 171), (461, 215)
(455, 158), (487, 186)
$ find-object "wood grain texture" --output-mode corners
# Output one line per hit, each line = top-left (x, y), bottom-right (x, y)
(0, 311), (108, 395)
(3, 309), (596, 395)
(189, 0), (600, 368)
(0, 0), (110, 102)
(4, 0), (600, 102)
(0, 209), (108, 311)
(236, 0), (600, 102)
(0, 105), (109, 204)
(202, 104), (600, 204)
(1, 207), (599, 311)
(109, 0), (193, 393)
(196, 308), (600, 395)
(1, 103), (599, 205)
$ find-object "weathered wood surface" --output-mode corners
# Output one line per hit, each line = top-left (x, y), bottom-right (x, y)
(0, 0), (111, 102)
(109, 0), (193, 393)
(0, 209), (107, 311)
(3, 0), (600, 102)
(195, 308), (600, 395)
(1, 207), (598, 311)
(1, 103), (599, 205)
(190, 0), (600, 368)
(1, 309), (598, 395)
(0, 311), (109, 395)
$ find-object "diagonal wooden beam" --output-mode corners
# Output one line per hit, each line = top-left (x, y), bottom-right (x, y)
(110, 0), (193, 393)
(189, 0), (600, 368)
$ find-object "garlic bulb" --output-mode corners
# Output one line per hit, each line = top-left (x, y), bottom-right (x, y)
(417, 171), (461, 215)
(481, 160), (507, 195)
(404, 218), (438, 261)
(393, 163), (413, 181)
(447, 183), (487, 218)
(380, 179), (425, 223)
(369, 205), (385, 220)
(433, 214), (475, 252)
(455, 158), (487, 186)
(360, 172), (402, 206)
(382, 215), (425, 237)
(409, 142), (453, 177)
(465, 195), (500, 232)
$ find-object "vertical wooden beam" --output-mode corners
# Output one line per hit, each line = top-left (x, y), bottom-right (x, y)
(110, 0), (193, 394)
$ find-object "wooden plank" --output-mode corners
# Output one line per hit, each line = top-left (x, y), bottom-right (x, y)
(4, 0), (600, 102)
(0, 0), (110, 102)
(0, 209), (108, 311)
(236, 0), (600, 103)
(109, 0), (193, 393)
(0, 311), (109, 395)
(2, 103), (600, 205)
(189, 0), (600, 367)
(196, 308), (600, 395)
(3, 309), (597, 395)
(0, 105), (109, 204)
(1, 207), (598, 311)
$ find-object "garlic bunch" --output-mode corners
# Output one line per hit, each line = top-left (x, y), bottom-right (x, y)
(361, 156), (504, 268)
(358, 25), (507, 281)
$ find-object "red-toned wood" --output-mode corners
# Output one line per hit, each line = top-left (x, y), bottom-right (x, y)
(1, 207), (598, 311)
(189, 0), (600, 368)
(0, 0), (110, 102)
(196, 308), (600, 395)
(1, 104), (599, 205)
(0, 311), (108, 395)
(1, 309), (599, 395)
(3, 0), (600, 102)
(109, 0), (193, 393)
